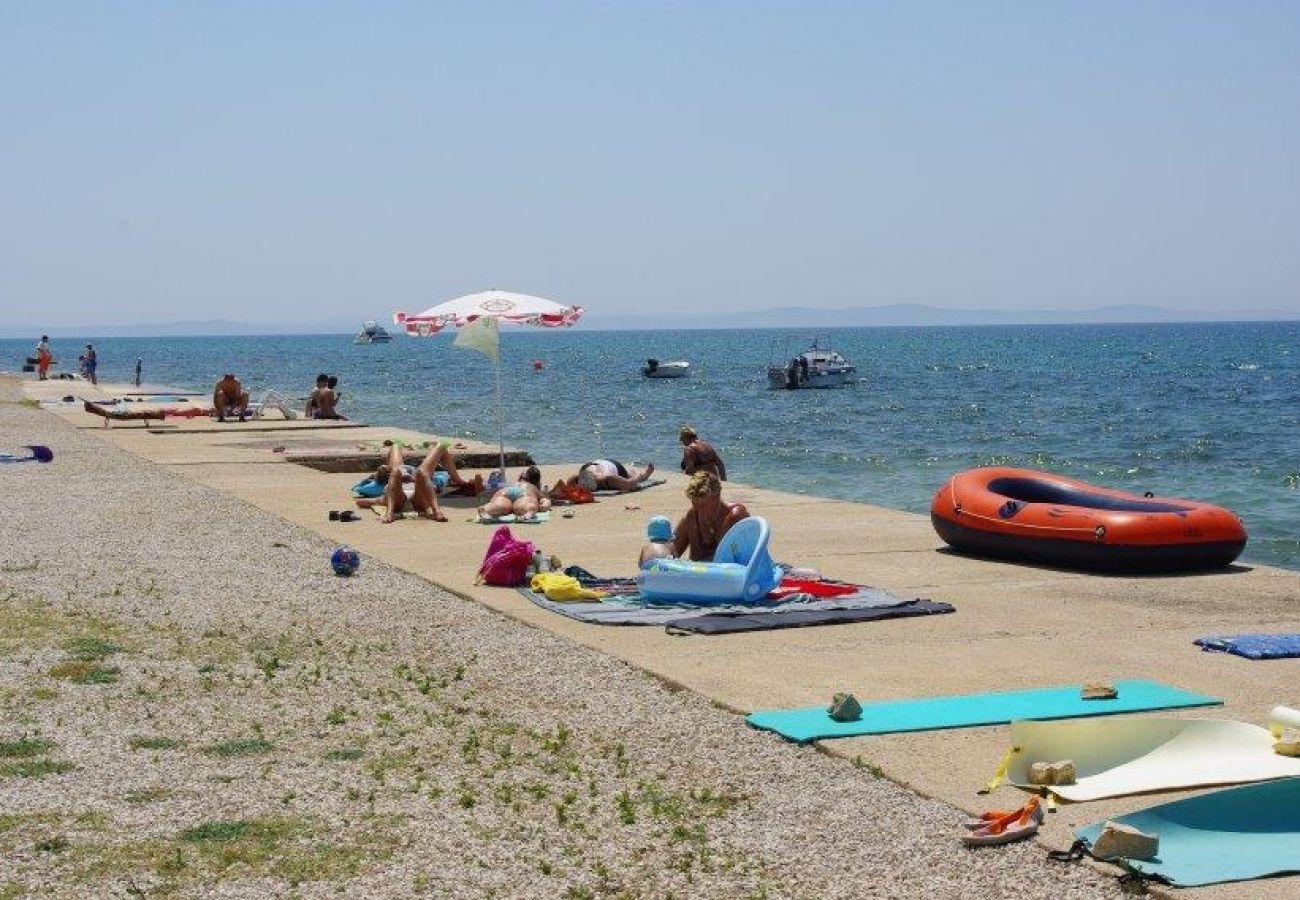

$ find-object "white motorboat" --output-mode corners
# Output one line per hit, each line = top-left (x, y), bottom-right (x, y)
(354, 320), (393, 344)
(642, 358), (691, 379)
(767, 336), (857, 389)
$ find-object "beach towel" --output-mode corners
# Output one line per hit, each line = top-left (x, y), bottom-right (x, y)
(746, 680), (1222, 744)
(1194, 633), (1300, 660)
(665, 600), (954, 635)
(593, 478), (667, 497)
(1075, 779), (1300, 886)
(518, 583), (927, 627)
(477, 511), (550, 525)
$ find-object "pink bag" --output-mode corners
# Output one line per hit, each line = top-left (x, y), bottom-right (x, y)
(477, 525), (535, 587)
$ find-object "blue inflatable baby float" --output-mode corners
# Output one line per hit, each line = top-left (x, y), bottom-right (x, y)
(352, 469), (450, 498)
(331, 546), (361, 576)
(638, 516), (780, 604)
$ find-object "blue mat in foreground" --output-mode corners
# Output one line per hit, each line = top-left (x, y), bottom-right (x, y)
(1076, 778), (1300, 886)
(745, 680), (1220, 743)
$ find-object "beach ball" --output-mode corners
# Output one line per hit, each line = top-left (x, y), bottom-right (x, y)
(330, 546), (360, 577)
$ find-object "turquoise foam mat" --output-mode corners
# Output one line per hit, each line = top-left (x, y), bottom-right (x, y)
(745, 679), (1220, 743)
(1077, 778), (1300, 886)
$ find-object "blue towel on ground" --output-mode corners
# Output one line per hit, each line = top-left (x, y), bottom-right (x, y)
(746, 680), (1221, 743)
(1194, 634), (1300, 660)
(1076, 779), (1300, 886)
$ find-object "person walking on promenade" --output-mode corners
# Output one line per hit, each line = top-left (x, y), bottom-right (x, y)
(35, 336), (52, 380)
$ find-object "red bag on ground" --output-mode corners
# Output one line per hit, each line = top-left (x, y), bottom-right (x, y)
(477, 526), (535, 587)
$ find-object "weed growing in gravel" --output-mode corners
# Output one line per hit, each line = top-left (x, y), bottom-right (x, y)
(324, 747), (364, 762)
(127, 736), (182, 751)
(0, 560), (39, 573)
(124, 788), (171, 804)
(202, 737), (273, 757)
(34, 834), (70, 853)
(1, 759), (75, 779)
(0, 736), (54, 758)
(63, 637), (122, 661)
(48, 660), (120, 684)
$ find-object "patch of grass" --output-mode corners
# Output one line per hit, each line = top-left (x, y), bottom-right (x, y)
(202, 737), (273, 758)
(29, 686), (59, 701)
(0, 560), (39, 573)
(0, 759), (75, 779)
(124, 787), (171, 804)
(48, 660), (120, 684)
(0, 882), (26, 900)
(128, 735), (182, 752)
(62, 636), (122, 661)
(324, 747), (364, 762)
(34, 834), (70, 853)
(179, 820), (254, 843)
(0, 737), (54, 759)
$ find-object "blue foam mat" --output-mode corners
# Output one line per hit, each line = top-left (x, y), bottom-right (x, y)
(745, 679), (1221, 743)
(1195, 633), (1300, 660)
(1077, 778), (1300, 886)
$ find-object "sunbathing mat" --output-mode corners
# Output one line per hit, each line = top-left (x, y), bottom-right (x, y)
(1008, 716), (1300, 801)
(1076, 778), (1300, 886)
(594, 478), (667, 496)
(477, 512), (550, 525)
(1195, 633), (1300, 660)
(746, 680), (1222, 744)
(517, 584), (940, 629)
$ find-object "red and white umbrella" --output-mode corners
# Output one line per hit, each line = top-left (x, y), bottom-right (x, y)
(394, 290), (583, 336)
(393, 290), (584, 476)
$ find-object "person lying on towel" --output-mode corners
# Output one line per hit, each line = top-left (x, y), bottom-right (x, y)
(671, 471), (749, 561)
(551, 458), (655, 499)
(479, 466), (551, 521)
(355, 443), (482, 523)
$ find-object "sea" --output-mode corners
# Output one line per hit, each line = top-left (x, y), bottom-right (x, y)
(6, 322), (1299, 571)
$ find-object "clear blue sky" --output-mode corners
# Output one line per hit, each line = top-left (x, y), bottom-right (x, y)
(3, 1), (1297, 326)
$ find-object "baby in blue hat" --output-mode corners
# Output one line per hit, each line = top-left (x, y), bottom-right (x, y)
(638, 515), (676, 568)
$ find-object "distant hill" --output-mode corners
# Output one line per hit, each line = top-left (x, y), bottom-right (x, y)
(3, 304), (1295, 338)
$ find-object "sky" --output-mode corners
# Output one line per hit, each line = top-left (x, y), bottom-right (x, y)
(2, 1), (1298, 328)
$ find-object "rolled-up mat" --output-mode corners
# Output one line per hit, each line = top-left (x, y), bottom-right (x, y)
(1076, 778), (1300, 886)
(746, 680), (1220, 744)
(1008, 716), (1300, 801)
(1270, 706), (1300, 738)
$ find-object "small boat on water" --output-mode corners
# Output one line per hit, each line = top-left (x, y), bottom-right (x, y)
(930, 467), (1247, 573)
(767, 336), (857, 389)
(354, 320), (393, 344)
(643, 358), (691, 379)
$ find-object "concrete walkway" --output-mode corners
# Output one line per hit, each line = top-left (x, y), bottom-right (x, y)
(26, 376), (1300, 900)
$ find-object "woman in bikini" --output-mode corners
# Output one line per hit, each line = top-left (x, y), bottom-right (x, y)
(355, 442), (481, 523)
(678, 425), (726, 480)
(671, 471), (750, 561)
(478, 466), (551, 520)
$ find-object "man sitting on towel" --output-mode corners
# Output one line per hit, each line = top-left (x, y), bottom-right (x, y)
(355, 442), (482, 523)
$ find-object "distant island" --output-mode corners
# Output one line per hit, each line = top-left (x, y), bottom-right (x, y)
(4, 303), (1295, 338)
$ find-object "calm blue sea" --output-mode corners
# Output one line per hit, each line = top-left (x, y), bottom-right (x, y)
(6, 323), (1299, 570)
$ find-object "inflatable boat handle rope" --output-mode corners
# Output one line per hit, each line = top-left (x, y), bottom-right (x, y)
(949, 476), (1101, 536)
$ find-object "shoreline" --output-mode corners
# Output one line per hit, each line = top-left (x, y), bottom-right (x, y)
(9, 374), (1300, 897)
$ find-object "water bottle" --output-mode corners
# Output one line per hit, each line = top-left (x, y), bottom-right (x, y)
(533, 550), (545, 574)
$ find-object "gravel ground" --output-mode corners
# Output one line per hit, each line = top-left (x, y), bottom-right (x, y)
(0, 380), (1122, 899)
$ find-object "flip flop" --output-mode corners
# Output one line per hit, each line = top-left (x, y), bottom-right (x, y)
(961, 797), (1042, 847)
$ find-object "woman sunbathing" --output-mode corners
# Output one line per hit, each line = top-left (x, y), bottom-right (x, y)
(672, 471), (750, 561)
(551, 459), (655, 499)
(355, 443), (481, 523)
(479, 466), (551, 521)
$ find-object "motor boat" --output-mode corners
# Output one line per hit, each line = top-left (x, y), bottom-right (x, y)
(354, 320), (393, 344)
(642, 358), (691, 379)
(767, 336), (857, 389)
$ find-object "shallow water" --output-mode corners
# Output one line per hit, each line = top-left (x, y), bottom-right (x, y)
(7, 322), (1298, 570)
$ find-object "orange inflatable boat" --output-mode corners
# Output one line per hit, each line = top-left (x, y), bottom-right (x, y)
(930, 467), (1247, 573)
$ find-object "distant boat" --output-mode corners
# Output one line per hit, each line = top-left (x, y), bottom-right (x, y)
(767, 336), (857, 389)
(642, 358), (691, 379)
(354, 320), (393, 344)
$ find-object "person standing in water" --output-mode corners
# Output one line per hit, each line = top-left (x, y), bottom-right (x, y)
(134, 358), (143, 387)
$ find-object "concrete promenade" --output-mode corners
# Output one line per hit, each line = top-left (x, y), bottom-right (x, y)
(22, 376), (1300, 900)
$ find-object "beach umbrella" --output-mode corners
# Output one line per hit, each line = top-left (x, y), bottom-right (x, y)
(393, 290), (585, 474)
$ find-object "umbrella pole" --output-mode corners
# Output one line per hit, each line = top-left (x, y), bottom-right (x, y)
(496, 356), (505, 476)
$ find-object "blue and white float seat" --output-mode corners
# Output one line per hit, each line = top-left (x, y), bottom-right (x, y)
(638, 516), (780, 604)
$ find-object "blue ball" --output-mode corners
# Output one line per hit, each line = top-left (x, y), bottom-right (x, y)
(330, 546), (360, 577)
